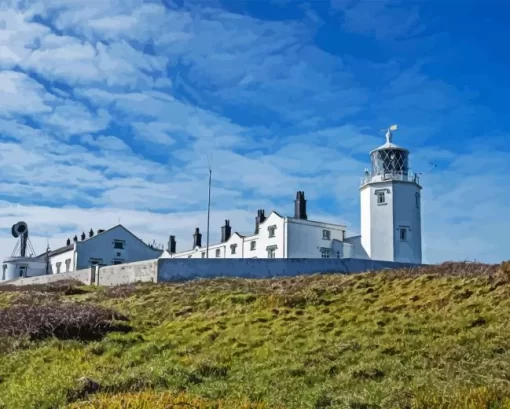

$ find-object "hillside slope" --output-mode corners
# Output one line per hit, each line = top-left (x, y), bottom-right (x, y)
(1, 262), (510, 409)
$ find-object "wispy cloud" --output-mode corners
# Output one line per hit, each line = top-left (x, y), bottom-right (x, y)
(0, 0), (508, 264)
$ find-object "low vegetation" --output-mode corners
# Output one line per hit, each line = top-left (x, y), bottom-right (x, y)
(1, 262), (510, 409)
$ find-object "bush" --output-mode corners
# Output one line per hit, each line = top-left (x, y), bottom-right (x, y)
(0, 302), (131, 341)
(0, 279), (87, 295)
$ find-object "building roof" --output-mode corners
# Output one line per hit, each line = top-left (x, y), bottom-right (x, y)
(36, 224), (162, 259)
(38, 244), (74, 259)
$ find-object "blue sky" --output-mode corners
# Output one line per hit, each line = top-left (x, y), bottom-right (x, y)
(0, 0), (509, 263)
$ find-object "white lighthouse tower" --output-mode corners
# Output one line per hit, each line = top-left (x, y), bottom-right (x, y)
(359, 125), (422, 264)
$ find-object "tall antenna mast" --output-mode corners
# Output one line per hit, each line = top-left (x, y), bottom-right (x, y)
(206, 154), (212, 259)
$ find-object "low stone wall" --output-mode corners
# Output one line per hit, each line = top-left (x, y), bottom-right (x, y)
(95, 260), (158, 286)
(6, 268), (93, 286)
(158, 258), (419, 282)
(3, 258), (418, 287)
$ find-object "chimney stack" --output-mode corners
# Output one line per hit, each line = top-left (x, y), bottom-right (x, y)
(221, 220), (232, 242)
(66, 238), (71, 246)
(255, 209), (266, 234)
(98, 229), (105, 234)
(81, 231), (86, 241)
(193, 228), (202, 248)
(168, 235), (176, 254)
(89, 229), (94, 238)
(294, 191), (307, 220)
(73, 235), (78, 243)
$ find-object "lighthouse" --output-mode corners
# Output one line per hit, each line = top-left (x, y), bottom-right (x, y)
(359, 125), (422, 263)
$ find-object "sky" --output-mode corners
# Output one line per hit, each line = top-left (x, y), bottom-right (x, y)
(0, 0), (509, 264)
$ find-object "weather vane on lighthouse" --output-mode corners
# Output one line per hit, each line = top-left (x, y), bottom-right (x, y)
(383, 124), (398, 144)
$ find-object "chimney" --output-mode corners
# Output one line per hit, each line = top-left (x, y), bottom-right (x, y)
(294, 191), (307, 220)
(89, 228), (94, 238)
(254, 209), (266, 234)
(73, 235), (78, 243)
(81, 231), (86, 241)
(168, 235), (176, 254)
(221, 220), (232, 242)
(193, 227), (202, 248)
(66, 238), (71, 246)
(98, 229), (105, 234)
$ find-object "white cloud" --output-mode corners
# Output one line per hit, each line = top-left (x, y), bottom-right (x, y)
(0, 0), (507, 267)
(0, 71), (54, 115)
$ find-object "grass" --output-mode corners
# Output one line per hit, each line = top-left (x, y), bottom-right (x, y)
(1, 262), (510, 408)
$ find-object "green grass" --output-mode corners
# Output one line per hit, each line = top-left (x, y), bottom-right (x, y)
(1, 262), (510, 409)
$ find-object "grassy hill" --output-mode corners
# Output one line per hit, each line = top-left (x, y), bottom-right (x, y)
(1, 262), (510, 409)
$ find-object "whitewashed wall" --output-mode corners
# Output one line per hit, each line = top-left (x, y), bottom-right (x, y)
(392, 182), (422, 263)
(360, 181), (395, 262)
(286, 219), (346, 258)
(49, 247), (75, 274)
(75, 226), (162, 269)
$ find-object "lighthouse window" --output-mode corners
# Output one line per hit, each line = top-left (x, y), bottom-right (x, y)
(399, 228), (407, 241)
(56, 262), (61, 274)
(377, 191), (386, 204)
(322, 230), (331, 240)
(415, 193), (420, 209)
(65, 259), (71, 272)
(2, 264), (6, 281)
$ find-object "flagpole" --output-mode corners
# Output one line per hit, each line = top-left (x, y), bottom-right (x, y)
(206, 159), (212, 258)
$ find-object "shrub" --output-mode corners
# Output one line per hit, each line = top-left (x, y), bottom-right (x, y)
(0, 279), (87, 295)
(0, 302), (130, 341)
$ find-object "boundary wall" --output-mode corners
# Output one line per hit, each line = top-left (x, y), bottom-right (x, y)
(3, 258), (418, 287)
(157, 258), (418, 282)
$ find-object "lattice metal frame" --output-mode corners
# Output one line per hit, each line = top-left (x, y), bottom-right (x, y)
(370, 148), (409, 176)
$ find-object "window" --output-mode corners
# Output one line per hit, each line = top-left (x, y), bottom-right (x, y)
(56, 262), (61, 274)
(399, 228), (407, 241)
(250, 241), (256, 251)
(320, 248), (330, 258)
(377, 191), (385, 204)
(267, 245), (277, 258)
(19, 265), (27, 277)
(268, 225), (276, 238)
(113, 260), (123, 265)
(2, 264), (7, 281)
(230, 244), (237, 254)
(201, 252), (205, 258)
(337, 251), (341, 258)
(65, 259), (71, 272)
(117, 252), (121, 257)
(415, 192), (420, 209)
(322, 230), (331, 240)
(113, 240), (125, 249)
(215, 249), (221, 258)
(188, 255), (192, 258)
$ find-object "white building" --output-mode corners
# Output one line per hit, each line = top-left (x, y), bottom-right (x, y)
(35, 225), (163, 275)
(163, 127), (422, 263)
(360, 127), (422, 263)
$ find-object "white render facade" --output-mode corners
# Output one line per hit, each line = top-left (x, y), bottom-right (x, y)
(37, 225), (163, 274)
(164, 128), (422, 263)
(359, 128), (422, 264)
(161, 210), (367, 260)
